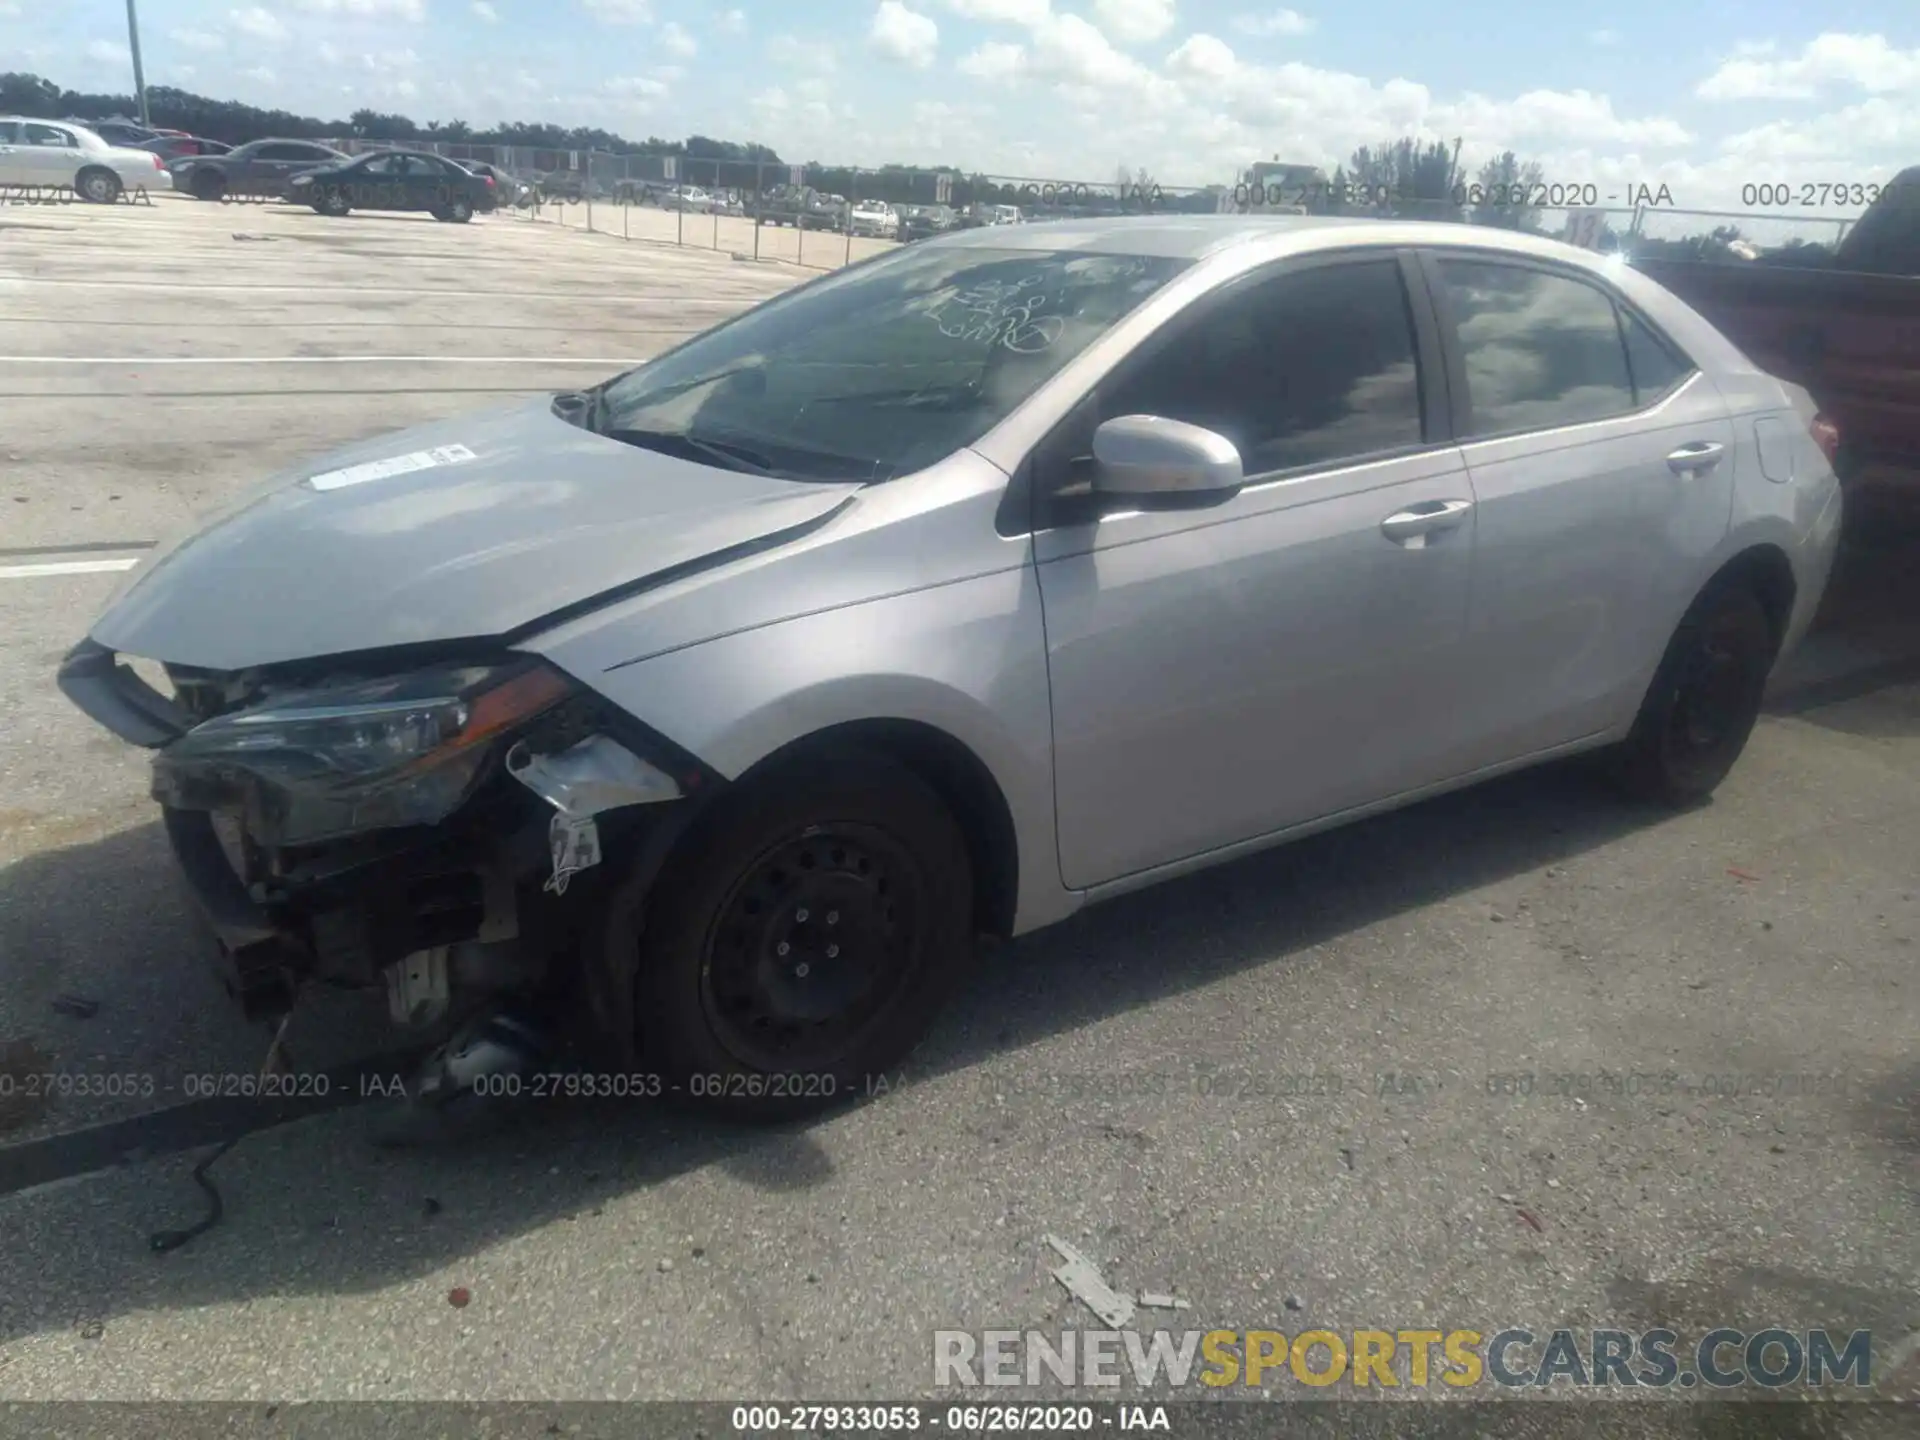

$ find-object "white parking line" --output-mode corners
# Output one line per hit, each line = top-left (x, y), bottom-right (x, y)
(0, 558), (141, 579)
(0, 356), (632, 365)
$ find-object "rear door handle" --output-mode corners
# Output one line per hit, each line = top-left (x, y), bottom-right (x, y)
(1381, 498), (1473, 549)
(1667, 441), (1726, 474)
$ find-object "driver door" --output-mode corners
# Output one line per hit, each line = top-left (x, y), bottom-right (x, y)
(1033, 252), (1481, 890)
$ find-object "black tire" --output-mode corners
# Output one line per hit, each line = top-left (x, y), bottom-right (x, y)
(317, 187), (350, 217)
(1609, 581), (1778, 806)
(192, 170), (225, 202)
(443, 197), (473, 223)
(76, 167), (122, 204)
(629, 748), (974, 1118)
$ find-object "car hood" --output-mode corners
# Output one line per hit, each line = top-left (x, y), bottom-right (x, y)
(90, 400), (862, 672)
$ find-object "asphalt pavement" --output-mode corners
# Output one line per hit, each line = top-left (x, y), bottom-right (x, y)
(0, 195), (1915, 1426)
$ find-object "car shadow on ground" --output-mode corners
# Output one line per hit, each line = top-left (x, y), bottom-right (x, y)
(0, 753), (1679, 1346)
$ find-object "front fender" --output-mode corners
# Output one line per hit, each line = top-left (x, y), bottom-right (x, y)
(553, 563), (1077, 936)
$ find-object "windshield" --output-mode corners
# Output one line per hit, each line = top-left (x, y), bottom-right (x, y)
(594, 245), (1189, 481)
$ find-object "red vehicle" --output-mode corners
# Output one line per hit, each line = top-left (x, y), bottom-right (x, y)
(1631, 167), (1919, 485)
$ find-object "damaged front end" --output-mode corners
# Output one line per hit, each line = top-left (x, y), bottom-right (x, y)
(57, 639), (704, 1039)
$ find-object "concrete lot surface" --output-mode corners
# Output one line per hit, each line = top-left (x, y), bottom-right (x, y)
(0, 197), (1915, 1423)
(521, 195), (903, 270)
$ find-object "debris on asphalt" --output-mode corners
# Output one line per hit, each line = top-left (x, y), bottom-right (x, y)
(659, 1258), (674, 1273)
(51, 994), (100, 1019)
(1546, 1178), (1561, 1189)
(448, 1287), (472, 1308)
(77, 1318), (104, 1341)
(1516, 1208), (1546, 1234)
(1497, 1192), (1518, 1205)
(1044, 1235), (1135, 1328)
(1727, 867), (1761, 882)
(1136, 1293), (1191, 1310)
(1284, 1295), (1304, 1312)
(231, 233), (277, 242)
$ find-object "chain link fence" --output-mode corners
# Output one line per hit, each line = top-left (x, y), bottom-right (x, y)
(317, 138), (1864, 271)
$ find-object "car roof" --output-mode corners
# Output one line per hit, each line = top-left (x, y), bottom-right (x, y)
(925, 213), (1622, 264)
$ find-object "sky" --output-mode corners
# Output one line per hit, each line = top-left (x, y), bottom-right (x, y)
(7, 1), (1917, 211)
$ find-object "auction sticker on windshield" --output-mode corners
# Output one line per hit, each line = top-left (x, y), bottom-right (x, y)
(306, 444), (478, 492)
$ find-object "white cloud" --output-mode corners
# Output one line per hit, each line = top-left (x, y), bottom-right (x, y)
(229, 8), (288, 42)
(871, 1), (939, 68)
(659, 21), (698, 57)
(651, 64), (685, 82)
(718, 8), (747, 34)
(0, 2), (21, 16)
(292, 0), (427, 17)
(958, 40), (1026, 82)
(582, 0), (652, 24)
(606, 75), (669, 99)
(169, 28), (225, 52)
(473, 1), (499, 21)
(1231, 8), (1313, 36)
(86, 38), (132, 66)
(767, 35), (839, 72)
(318, 41), (343, 63)
(361, 48), (421, 73)
(1587, 29), (1620, 47)
(941, 0), (1052, 23)
(1697, 32), (1920, 101)
(1091, 0), (1175, 45)
(242, 65), (278, 84)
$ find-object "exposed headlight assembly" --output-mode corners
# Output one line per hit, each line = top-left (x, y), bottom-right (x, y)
(151, 659), (575, 846)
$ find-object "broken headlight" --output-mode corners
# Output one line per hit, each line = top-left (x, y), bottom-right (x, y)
(151, 659), (575, 846)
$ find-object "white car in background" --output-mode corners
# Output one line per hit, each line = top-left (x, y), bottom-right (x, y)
(0, 116), (173, 201)
(850, 199), (898, 237)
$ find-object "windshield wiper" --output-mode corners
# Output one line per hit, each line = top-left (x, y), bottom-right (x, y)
(603, 426), (778, 476)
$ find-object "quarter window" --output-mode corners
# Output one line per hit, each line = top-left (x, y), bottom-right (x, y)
(1620, 308), (1693, 404)
(1437, 259), (1636, 436)
(1096, 259), (1427, 477)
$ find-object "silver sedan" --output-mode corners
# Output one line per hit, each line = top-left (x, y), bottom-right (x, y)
(61, 216), (1843, 1124)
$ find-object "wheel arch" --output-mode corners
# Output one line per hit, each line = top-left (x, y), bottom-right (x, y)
(737, 718), (1022, 942)
(1703, 541), (1798, 650)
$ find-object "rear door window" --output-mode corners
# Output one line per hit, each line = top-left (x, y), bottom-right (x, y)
(1436, 259), (1637, 436)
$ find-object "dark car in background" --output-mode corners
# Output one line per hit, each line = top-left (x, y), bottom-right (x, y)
(64, 116), (188, 148)
(897, 203), (957, 241)
(173, 138), (347, 200)
(292, 149), (495, 222)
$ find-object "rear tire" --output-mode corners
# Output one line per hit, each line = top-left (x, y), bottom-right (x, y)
(628, 749), (974, 1119)
(317, 187), (350, 217)
(76, 167), (122, 204)
(442, 197), (473, 223)
(1609, 581), (1778, 806)
(192, 170), (225, 202)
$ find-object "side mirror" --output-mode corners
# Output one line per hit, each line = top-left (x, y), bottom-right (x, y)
(1091, 415), (1243, 503)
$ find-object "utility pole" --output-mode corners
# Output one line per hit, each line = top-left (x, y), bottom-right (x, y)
(125, 0), (151, 125)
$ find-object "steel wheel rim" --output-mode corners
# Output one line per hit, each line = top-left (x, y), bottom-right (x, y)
(699, 822), (926, 1073)
(1663, 618), (1760, 769)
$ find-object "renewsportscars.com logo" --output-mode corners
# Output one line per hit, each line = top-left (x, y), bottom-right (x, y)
(934, 1328), (1877, 1391)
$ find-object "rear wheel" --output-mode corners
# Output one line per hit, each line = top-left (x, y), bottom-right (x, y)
(440, 197), (473, 223)
(192, 170), (225, 202)
(317, 187), (350, 217)
(76, 167), (122, 204)
(628, 749), (974, 1118)
(1609, 581), (1778, 806)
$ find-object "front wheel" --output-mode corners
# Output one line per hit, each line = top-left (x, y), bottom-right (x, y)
(625, 749), (974, 1118)
(1609, 581), (1778, 806)
(439, 197), (473, 223)
(316, 187), (350, 217)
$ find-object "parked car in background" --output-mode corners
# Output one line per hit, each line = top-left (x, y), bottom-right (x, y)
(292, 149), (496, 222)
(849, 199), (898, 238)
(463, 161), (533, 210)
(173, 138), (347, 200)
(537, 170), (586, 202)
(57, 217), (1842, 1125)
(139, 134), (231, 164)
(1630, 166), (1920, 486)
(0, 116), (171, 201)
(757, 183), (844, 230)
(662, 185), (713, 212)
(63, 116), (187, 148)
(897, 203), (956, 241)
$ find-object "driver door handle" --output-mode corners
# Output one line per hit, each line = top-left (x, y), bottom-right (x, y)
(1381, 498), (1473, 549)
(1667, 441), (1726, 475)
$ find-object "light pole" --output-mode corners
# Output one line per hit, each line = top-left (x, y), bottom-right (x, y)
(125, 0), (151, 125)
